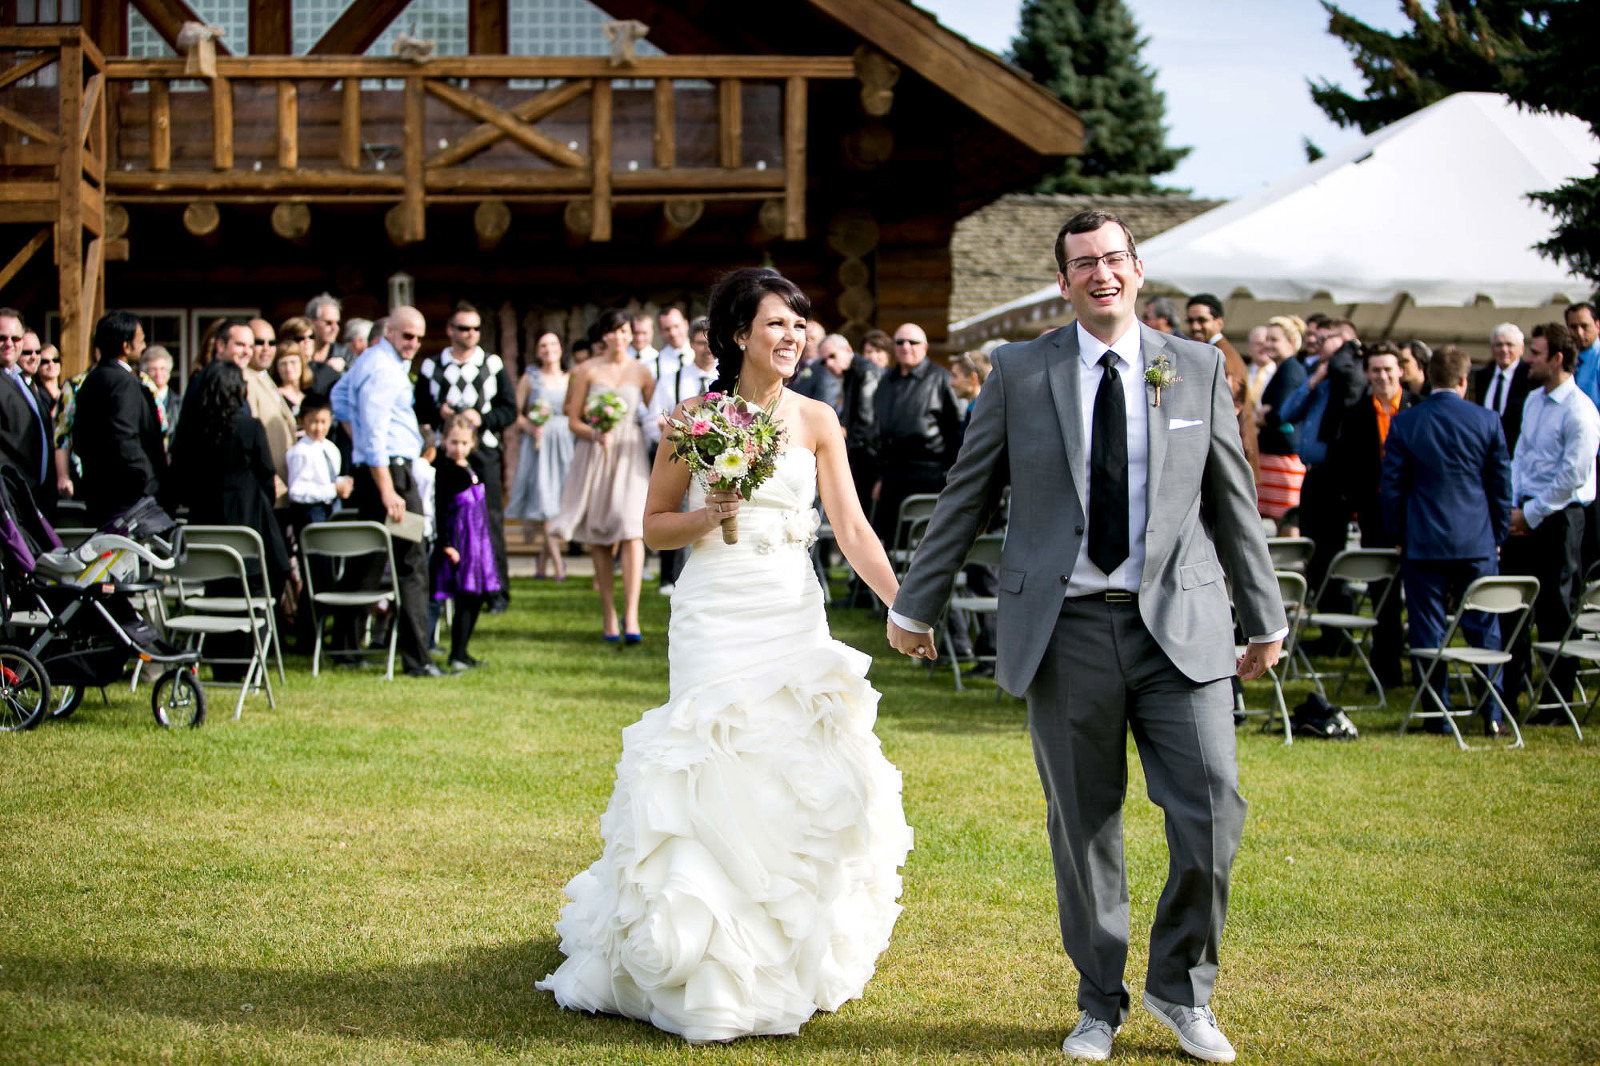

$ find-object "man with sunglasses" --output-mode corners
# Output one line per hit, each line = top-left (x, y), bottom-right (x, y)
(0, 309), (56, 516)
(343, 306), (442, 677)
(414, 301), (516, 611)
(869, 323), (963, 547)
(306, 293), (350, 395)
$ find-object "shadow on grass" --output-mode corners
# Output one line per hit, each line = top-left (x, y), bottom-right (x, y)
(1, 939), (1066, 1056)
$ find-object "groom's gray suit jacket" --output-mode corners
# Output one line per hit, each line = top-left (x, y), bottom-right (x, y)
(895, 323), (1285, 696)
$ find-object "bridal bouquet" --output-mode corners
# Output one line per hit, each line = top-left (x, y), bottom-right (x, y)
(527, 398), (554, 427)
(663, 392), (787, 544)
(583, 390), (629, 447)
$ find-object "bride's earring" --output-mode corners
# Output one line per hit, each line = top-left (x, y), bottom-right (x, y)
(739, 343), (746, 351)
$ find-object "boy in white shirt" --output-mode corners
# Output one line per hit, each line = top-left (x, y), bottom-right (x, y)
(285, 394), (352, 529)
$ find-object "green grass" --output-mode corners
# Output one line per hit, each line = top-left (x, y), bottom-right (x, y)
(2, 576), (1597, 1064)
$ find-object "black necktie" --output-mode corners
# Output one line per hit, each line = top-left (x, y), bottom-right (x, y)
(1489, 371), (1505, 415)
(1088, 351), (1129, 575)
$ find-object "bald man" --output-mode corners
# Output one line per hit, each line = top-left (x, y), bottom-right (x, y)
(345, 305), (441, 677)
(870, 322), (962, 544)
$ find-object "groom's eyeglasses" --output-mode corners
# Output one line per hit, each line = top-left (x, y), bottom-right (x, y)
(1064, 250), (1134, 276)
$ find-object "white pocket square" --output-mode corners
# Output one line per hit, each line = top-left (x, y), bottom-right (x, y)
(1168, 418), (1204, 430)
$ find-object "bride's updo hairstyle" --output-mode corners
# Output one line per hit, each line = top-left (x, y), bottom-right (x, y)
(588, 308), (631, 352)
(706, 267), (812, 396)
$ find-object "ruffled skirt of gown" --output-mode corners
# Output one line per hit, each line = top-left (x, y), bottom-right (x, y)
(537, 449), (912, 1042)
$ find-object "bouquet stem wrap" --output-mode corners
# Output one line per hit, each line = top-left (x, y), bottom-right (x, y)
(721, 512), (738, 544)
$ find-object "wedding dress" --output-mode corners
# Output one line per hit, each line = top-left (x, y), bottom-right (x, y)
(536, 447), (913, 1042)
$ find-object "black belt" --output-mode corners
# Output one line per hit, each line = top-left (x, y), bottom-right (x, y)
(1071, 589), (1136, 603)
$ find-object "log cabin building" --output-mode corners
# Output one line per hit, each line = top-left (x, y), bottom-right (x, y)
(1, 0), (1081, 380)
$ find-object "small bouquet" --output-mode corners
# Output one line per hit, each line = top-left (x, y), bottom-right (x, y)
(1144, 354), (1182, 407)
(527, 398), (553, 427)
(663, 392), (787, 544)
(583, 390), (629, 447)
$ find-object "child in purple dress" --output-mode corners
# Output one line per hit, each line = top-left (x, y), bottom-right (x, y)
(433, 414), (502, 670)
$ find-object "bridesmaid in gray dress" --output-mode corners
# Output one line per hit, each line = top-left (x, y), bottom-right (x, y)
(507, 331), (575, 579)
(550, 310), (656, 642)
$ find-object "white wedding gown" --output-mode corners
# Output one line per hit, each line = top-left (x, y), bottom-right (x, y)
(536, 447), (913, 1042)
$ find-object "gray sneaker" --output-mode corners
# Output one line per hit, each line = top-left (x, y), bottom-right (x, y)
(1141, 991), (1236, 1063)
(1061, 1013), (1119, 1061)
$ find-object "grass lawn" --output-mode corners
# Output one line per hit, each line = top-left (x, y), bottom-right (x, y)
(2, 574), (1597, 1064)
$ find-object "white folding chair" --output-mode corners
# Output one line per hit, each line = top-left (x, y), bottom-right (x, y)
(940, 533), (1004, 696)
(180, 525), (286, 684)
(1235, 570), (1306, 744)
(300, 521), (400, 681)
(1528, 577), (1600, 739)
(162, 543), (275, 720)
(1401, 575), (1538, 751)
(888, 494), (941, 578)
(1293, 547), (1401, 710)
(1265, 536), (1315, 573)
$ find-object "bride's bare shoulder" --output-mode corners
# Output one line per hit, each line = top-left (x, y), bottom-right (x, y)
(781, 390), (841, 452)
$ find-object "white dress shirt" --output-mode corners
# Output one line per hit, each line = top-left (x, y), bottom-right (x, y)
(643, 360), (719, 445)
(1482, 364), (1516, 416)
(1065, 320), (1149, 598)
(1512, 376), (1600, 528)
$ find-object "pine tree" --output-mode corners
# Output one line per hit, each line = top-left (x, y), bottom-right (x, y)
(1313, 0), (1599, 288)
(1008, 0), (1189, 195)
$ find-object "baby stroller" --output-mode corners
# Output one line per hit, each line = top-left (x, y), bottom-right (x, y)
(0, 471), (206, 730)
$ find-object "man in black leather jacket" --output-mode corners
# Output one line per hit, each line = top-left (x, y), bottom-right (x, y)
(870, 323), (962, 545)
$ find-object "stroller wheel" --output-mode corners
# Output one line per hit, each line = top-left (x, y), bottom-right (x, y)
(151, 668), (206, 729)
(50, 684), (85, 720)
(0, 645), (51, 732)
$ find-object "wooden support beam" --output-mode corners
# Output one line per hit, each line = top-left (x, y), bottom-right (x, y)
(104, 55), (858, 80)
(0, 204), (57, 224)
(783, 76), (806, 241)
(340, 77), (362, 169)
(562, 200), (590, 248)
(718, 78), (741, 169)
(474, 199), (511, 250)
(249, 3), (291, 56)
(469, 0), (508, 54)
(109, 171), (404, 192)
(277, 80), (298, 170)
(590, 80), (612, 242)
(656, 198), (703, 244)
(422, 79), (586, 169)
(104, 238), (130, 262)
(424, 79), (590, 169)
(0, 55), (56, 93)
(83, 0), (124, 59)
(211, 76), (233, 170)
(0, 182), (62, 202)
(271, 202), (312, 243)
(149, 80), (171, 171)
(0, 103), (61, 147)
(79, 73), (103, 148)
(653, 78), (675, 169)
(58, 44), (87, 373)
(0, 228), (52, 294)
(401, 76), (425, 244)
(83, 237), (105, 340)
(183, 199), (220, 237)
(309, 0), (413, 57)
(129, 0), (231, 55)
(104, 202), (130, 241)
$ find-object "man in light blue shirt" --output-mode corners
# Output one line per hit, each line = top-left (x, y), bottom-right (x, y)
(1563, 302), (1600, 572)
(1502, 320), (1600, 711)
(344, 307), (441, 678)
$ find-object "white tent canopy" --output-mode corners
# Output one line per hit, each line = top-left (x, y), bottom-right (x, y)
(952, 93), (1596, 344)
(1134, 92), (1595, 307)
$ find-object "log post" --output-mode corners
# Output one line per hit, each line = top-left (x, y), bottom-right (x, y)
(853, 46), (899, 117)
(184, 200), (222, 240)
(104, 202), (130, 242)
(149, 80), (171, 171)
(277, 80), (298, 170)
(718, 78), (741, 168)
(656, 198), (703, 244)
(58, 42), (87, 374)
(563, 199), (592, 248)
(401, 76), (425, 243)
(589, 80), (612, 241)
(340, 75), (361, 169)
(783, 76), (806, 240)
(271, 202), (312, 243)
(211, 76), (233, 170)
(474, 199), (512, 250)
(653, 78), (674, 169)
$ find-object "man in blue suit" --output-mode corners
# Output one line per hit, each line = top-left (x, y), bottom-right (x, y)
(1381, 345), (1513, 732)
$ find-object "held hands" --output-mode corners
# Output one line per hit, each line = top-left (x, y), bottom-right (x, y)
(887, 620), (937, 661)
(1236, 639), (1283, 682)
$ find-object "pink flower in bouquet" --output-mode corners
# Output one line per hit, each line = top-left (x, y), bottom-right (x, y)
(690, 419), (711, 436)
(723, 404), (756, 429)
(703, 392), (722, 401)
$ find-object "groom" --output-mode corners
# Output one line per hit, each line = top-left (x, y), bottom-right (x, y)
(889, 210), (1285, 1063)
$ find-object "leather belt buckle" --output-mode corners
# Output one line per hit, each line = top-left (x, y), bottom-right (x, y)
(1104, 590), (1134, 603)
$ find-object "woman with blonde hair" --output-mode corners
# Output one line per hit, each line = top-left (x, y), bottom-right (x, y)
(1255, 315), (1309, 526)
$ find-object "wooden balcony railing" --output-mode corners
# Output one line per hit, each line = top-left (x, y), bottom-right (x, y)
(97, 54), (856, 244)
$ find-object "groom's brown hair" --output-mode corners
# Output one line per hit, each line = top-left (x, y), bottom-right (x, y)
(1054, 209), (1139, 276)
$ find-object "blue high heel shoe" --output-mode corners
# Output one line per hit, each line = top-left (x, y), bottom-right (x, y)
(624, 632), (642, 645)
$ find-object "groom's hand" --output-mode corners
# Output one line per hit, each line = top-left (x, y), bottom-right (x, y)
(1236, 639), (1283, 681)
(887, 621), (937, 661)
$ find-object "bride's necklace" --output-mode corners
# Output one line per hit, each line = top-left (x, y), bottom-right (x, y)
(734, 377), (784, 415)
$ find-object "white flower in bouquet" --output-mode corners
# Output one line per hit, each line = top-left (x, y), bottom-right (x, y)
(714, 450), (750, 480)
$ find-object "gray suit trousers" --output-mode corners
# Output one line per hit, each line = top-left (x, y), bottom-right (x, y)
(1027, 596), (1245, 1026)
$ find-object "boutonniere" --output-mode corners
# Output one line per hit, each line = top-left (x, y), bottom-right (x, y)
(1144, 355), (1182, 407)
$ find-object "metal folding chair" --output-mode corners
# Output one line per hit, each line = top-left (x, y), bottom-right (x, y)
(1293, 547), (1401, 710)
(940, 533), (1004, 696)
(162, 543), (276, 720)
(1528, 576), (1600, 739)
(180, 525), (286, 684)
(1235, 570), (1306, 744)
(300, 521), (400, 681)
(1265, 536), (1315, 573)
(1401, 575), (1539, 750)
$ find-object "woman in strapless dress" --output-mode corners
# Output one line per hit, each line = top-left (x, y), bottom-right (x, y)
(537, 268), (910, 1042)
(549, 310), (656, 642)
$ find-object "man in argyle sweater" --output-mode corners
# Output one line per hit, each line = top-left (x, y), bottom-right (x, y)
(414, 300), (517, 610)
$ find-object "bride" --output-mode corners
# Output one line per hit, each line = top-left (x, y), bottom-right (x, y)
(536, 268), (912, 1042)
